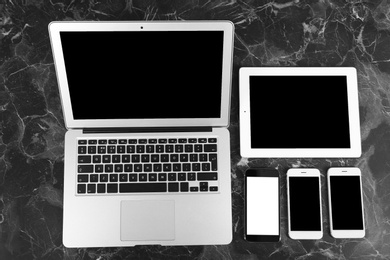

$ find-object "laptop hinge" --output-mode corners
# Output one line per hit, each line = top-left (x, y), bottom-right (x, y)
(82, 127), (212, 134)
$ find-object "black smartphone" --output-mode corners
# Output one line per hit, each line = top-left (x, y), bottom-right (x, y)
(244, 168), (280, 242)
(287, 168), (323, 240)
(327, 167), (365, 238)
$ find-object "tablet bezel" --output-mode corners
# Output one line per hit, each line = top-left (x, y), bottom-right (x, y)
(239, 67), (361, 158)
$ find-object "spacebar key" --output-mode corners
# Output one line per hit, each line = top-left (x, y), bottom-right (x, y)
(120, 183), (167, 193)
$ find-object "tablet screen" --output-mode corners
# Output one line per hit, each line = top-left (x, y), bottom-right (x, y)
(249, 75), (350, 149)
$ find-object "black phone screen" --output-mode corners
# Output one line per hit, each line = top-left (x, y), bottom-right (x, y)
(329, 176), (364, 230)
(289, 176), (322, 231)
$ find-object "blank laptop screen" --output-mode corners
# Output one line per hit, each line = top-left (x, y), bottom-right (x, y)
(249, 76), (351, 149)
(60, 31), (224, 120)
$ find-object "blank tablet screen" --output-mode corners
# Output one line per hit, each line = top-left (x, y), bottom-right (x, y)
(249, 76), (351, 149)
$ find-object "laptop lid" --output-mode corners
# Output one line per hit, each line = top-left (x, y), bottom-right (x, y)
(49, 21), (234, 129)
(239, 67), (361, 158)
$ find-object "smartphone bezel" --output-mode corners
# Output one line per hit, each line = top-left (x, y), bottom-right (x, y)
(287, 168), (323, 240)
(327, 167), (365, 238)
(244, 168), (280, 242)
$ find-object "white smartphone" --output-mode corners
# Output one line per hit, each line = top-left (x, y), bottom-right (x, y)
(287, 168), (323, 240)
(245, 168), (280, 242)
(327, 167), (365, 238)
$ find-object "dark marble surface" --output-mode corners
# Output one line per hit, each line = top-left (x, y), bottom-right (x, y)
(1, 0), (390, 259)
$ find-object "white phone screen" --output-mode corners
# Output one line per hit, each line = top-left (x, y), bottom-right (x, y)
(246, 176), (279, 235)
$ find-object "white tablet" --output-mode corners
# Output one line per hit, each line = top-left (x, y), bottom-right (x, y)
(239, 67), (361, 158)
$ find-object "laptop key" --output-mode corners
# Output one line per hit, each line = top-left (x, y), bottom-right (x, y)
(108, 146), (116, 154)
(119, 174), (128, 182)
(209, 154), (218, 171)
(158, 173), (167, 181)
(137, 145), (145, 153)
(105, 164), (113, 173)
(200, 182), (208, 191)
(183, 163), (191, 171)
(168, 173), (176, 181)
(122, 155), (130, 163)
(188, 172), (196, 181)
(88, 146), (97, 154)
(201, 163), (210, 171)
(149, 139), (157, 144)
(103, 155), (111, 163)
(194, 145), (202, 152)
(77, 174), (89, 182)
(198, 172), (218, 181)
(100, 174), (108, 182)
(124, 164), (133, 172)
(129, 174), (137, 182)
(115, 164), (123, 172)
(166, 145), (174, 153)
(93, 155), (101, 163)
(90, 174), (98, 182)
(112, 155), (120, 163)
(199, 154), (207, 162)
(168, 182), (179, 192)
(127, 145), (135, 153)
(169, 139), (177, 143)
(117, 145), (125, 153)
(156, 145), (164, 153)
(78, 184), (86, 193)
(149, 173), (157, 181)
(107, 184), (118, 193)
(139, 139), (147, 144)
(95, 164), (103, 173)
(110, 174), (118, 182)
(88, 140), (97, 144)
(146, 145), (154, 153)
(78, 146), (87, 154)
(208, 138), (217, 143)
(87, 184), (96, 193)
(178, 173), (186, 181)
(192, 163), (200, 171)
(120, 183), (167, 193)
(151, 154), (159, 162)
(134, 164), (142, 172)
(78, 165), (93, 173)
(78, 155), (91, 163)
(198, 138), (207, 143)
(185, 145), (193, 153)
(97, 184), (106, 193)
(180, 182), (189, 192)
(139, 174), (147, 182)
(204, 144), (217, 152)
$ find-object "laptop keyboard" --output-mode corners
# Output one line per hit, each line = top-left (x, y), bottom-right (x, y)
(76, 138), (219, 195)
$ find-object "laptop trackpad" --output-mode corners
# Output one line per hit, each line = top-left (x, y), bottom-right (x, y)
(120, 200), (175, 241)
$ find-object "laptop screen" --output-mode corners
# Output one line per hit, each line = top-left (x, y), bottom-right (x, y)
(60, 31), (224, 120)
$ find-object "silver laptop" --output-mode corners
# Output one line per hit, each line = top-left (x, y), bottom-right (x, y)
(49, 21), (234, 247)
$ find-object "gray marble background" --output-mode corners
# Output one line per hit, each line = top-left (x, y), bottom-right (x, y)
(1, 0), (390, 259)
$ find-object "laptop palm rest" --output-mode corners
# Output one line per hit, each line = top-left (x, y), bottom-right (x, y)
(120, 200), (175, 241)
